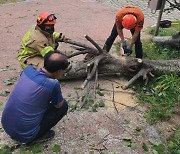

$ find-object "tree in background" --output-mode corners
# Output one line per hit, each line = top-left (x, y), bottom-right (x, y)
(165, 0), (180, 12)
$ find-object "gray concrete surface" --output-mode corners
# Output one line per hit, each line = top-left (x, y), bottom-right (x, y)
(95, 0), (180, 24)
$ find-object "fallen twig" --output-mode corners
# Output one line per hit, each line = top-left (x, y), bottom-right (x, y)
(93, 69), (98, 99)
(99, 88), (135, 94)
(122, 67), (153, 90)
(97, 133), (110, 145)
(101, 98), (143, 113)
(81, 67), (91, 108)
(81, 54), (105, 89)
(112, 82), (118, 113)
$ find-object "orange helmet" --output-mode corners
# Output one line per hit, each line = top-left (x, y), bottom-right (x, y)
(122, 14), (137, 30)
(37, 12), (57, 25)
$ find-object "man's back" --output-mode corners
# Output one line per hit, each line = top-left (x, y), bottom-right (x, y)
(1, 66), (62, 143)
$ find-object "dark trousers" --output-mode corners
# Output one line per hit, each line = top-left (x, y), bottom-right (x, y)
(104, 23), (143, 58)
(35, 100), (68, 138)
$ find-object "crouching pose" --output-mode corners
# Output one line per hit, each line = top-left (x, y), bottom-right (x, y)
(1, 51), (69, 143)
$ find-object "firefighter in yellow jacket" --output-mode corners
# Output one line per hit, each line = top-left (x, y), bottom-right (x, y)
(18, 12), (68, 69)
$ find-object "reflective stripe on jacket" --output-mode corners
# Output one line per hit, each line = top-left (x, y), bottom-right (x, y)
(18, 26), (60, 68)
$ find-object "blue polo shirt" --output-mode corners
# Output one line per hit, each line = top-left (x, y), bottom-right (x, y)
(1, 66), (63, 143)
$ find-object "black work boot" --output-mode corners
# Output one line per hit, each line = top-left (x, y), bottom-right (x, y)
(33, 130), (55, 144)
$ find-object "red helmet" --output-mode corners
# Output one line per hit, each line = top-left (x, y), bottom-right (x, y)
(122, 14), (137, 30)
(37, 12), (57, 25)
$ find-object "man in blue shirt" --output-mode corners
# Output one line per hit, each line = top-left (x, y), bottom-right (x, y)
(1, 51), (69, 144)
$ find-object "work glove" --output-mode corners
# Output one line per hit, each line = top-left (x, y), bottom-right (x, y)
(124, 45), (133, 56)
(58, 33), (70, 43)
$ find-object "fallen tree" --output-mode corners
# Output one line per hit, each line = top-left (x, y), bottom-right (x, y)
(153, 31), (180, 47)
(61, 35), (180, 90)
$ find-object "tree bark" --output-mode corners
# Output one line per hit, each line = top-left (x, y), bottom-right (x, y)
(153, 31), (180, 47)
(63, 55), (180, 80)
(61, 35), (180, 89)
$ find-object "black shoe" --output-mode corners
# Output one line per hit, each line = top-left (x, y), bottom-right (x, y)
(34, 130), (55, 144)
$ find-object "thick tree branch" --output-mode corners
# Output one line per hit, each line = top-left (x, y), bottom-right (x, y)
(85, 35), (104, 53)
(67, 39), (95, 50)
(81, 54), (105, 89)
(67, 49), (98, 58)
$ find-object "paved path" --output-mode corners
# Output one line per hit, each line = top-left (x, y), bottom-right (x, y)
(96, 0), (180, 22)
(0, 0), (155, 98)
(0, 0), (118, 102)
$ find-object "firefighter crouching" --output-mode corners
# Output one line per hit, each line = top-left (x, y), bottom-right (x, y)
(18, 12), (69, 69)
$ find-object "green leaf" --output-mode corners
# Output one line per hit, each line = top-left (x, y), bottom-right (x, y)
(123, 139), (131, 147)
(3, 77), (17, 86)
(0, 91), (9, 97)
(0, 102), (5, 110)
(69, 103), (78, 112)
(130, 142), (137, 150)
(152, 149), (158, 154)
(52, 144), (61, 153)
(133, 127), (141, 136)
(98, 100), (105, 108)
(3, 80), (13, 85)
(92, 104), (98, 112)
(142, 143), (149, 152)
(97, 90), (104, 96)
(31, 144), (42, 154)
(82, 97), (94, 110)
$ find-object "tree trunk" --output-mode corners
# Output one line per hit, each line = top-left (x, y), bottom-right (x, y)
(61, 35), (180, 89)
(153, 31), (180, 47)
(63, 55), (180, 80)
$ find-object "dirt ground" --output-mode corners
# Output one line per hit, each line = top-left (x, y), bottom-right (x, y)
(0, 0), (179, 153)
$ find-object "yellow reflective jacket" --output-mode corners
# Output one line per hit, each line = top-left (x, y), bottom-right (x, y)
(18, 25), (60, 68)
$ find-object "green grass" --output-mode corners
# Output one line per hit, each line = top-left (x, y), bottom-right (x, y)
(143, 20), (180, 60)
(146, 20), (180, 36)
(0, 145), (12, 154)
(152, 127), (180, 154)
(137, 20), (180, 124)
(142, 40), (180, 60)
(167, 127), (180, 154)
(136, 74), (180, 124)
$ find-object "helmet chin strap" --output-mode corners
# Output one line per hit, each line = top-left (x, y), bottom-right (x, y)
(45, 27), (55, 34)
(38, 25), (55, 34)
